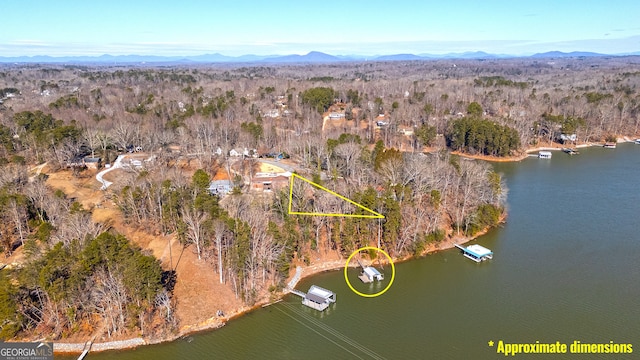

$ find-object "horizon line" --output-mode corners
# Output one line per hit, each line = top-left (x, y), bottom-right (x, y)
(0, 50), (635, 64)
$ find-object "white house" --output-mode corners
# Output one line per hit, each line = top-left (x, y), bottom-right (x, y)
(263, 109), (280, 118)
(208, 180), (233, 196)
(398, 127), (414, 136)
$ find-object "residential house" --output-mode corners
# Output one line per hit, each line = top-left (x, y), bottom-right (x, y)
(251, 172), (290, 192)
(397, 126), (415, 136)
(66, 155), (86, 168)
(83, 157), (102, 170)
(375, 114), (388, 127)
(559, 133), (577, 143)
(208, 180), (233, 196)
(263, 109), (280, 118)
(66, 156), (102, 170)
(130, 159), (143, 169)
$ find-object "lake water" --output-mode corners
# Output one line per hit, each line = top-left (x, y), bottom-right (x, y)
(62, 144), (640, 359)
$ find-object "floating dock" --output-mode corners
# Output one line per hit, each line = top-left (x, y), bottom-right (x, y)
(355, 258), (384, 283)
(454, 244), (493, 262)
(290, 285), (336, 311)
(359, 266), (384, 283)
(562, 148), (579, 155)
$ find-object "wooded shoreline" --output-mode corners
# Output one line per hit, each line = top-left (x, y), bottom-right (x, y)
(2, 59), (639, 355)
(51, 216), (502, 355)
(50, 137), (639, 355)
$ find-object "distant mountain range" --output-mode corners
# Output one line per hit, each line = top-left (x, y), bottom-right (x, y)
(1, 50), (638, 64)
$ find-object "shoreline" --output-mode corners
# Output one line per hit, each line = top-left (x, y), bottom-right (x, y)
(50, 136), (638, 354)
(453, 136), (638, 163)
(52, 219), (500, 355)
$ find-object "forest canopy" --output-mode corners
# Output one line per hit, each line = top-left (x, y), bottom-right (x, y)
(1, 56), (639, 340)
(1, 232), (164, 339)
(447, 117), (521, 156)
(300, 87), (336, 113)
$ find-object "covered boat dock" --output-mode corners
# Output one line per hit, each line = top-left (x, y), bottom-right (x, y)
(454, 244), (493, 262)
(359, 266), (384, 283)
(290, 285), (336, 311)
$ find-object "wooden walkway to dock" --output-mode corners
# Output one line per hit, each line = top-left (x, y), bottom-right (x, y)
(77, 338), (94, 360)
(77, 349), (89, 360)
(290, 289), (306, 298)
(286, 266), (303, 290)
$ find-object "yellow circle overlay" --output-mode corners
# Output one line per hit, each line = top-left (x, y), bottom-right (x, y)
(344, 246), (395, 298)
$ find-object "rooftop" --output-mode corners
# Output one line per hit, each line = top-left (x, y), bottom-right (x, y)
(210, 179), (232, 185)
(308, 285), (334, 299)
(363, 267), (382, 277)
(465, 244), (493, 258)
(304, 293), (327, 304)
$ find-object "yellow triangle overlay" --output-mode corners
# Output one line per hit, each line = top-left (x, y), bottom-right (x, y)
(288, 173), (384, 219)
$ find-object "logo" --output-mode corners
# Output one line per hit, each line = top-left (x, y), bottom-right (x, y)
(0, 342), (53, 360)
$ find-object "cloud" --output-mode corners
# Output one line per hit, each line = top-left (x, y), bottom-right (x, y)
(7, 39), (55, 48)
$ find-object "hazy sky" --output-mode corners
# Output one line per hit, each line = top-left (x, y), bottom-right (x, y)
(3, 0), (640, 56)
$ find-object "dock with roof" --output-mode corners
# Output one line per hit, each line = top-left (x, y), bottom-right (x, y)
(454, 244), (493, 262)
(290, 285), (336, 311)
(355, 258), (384, 283)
